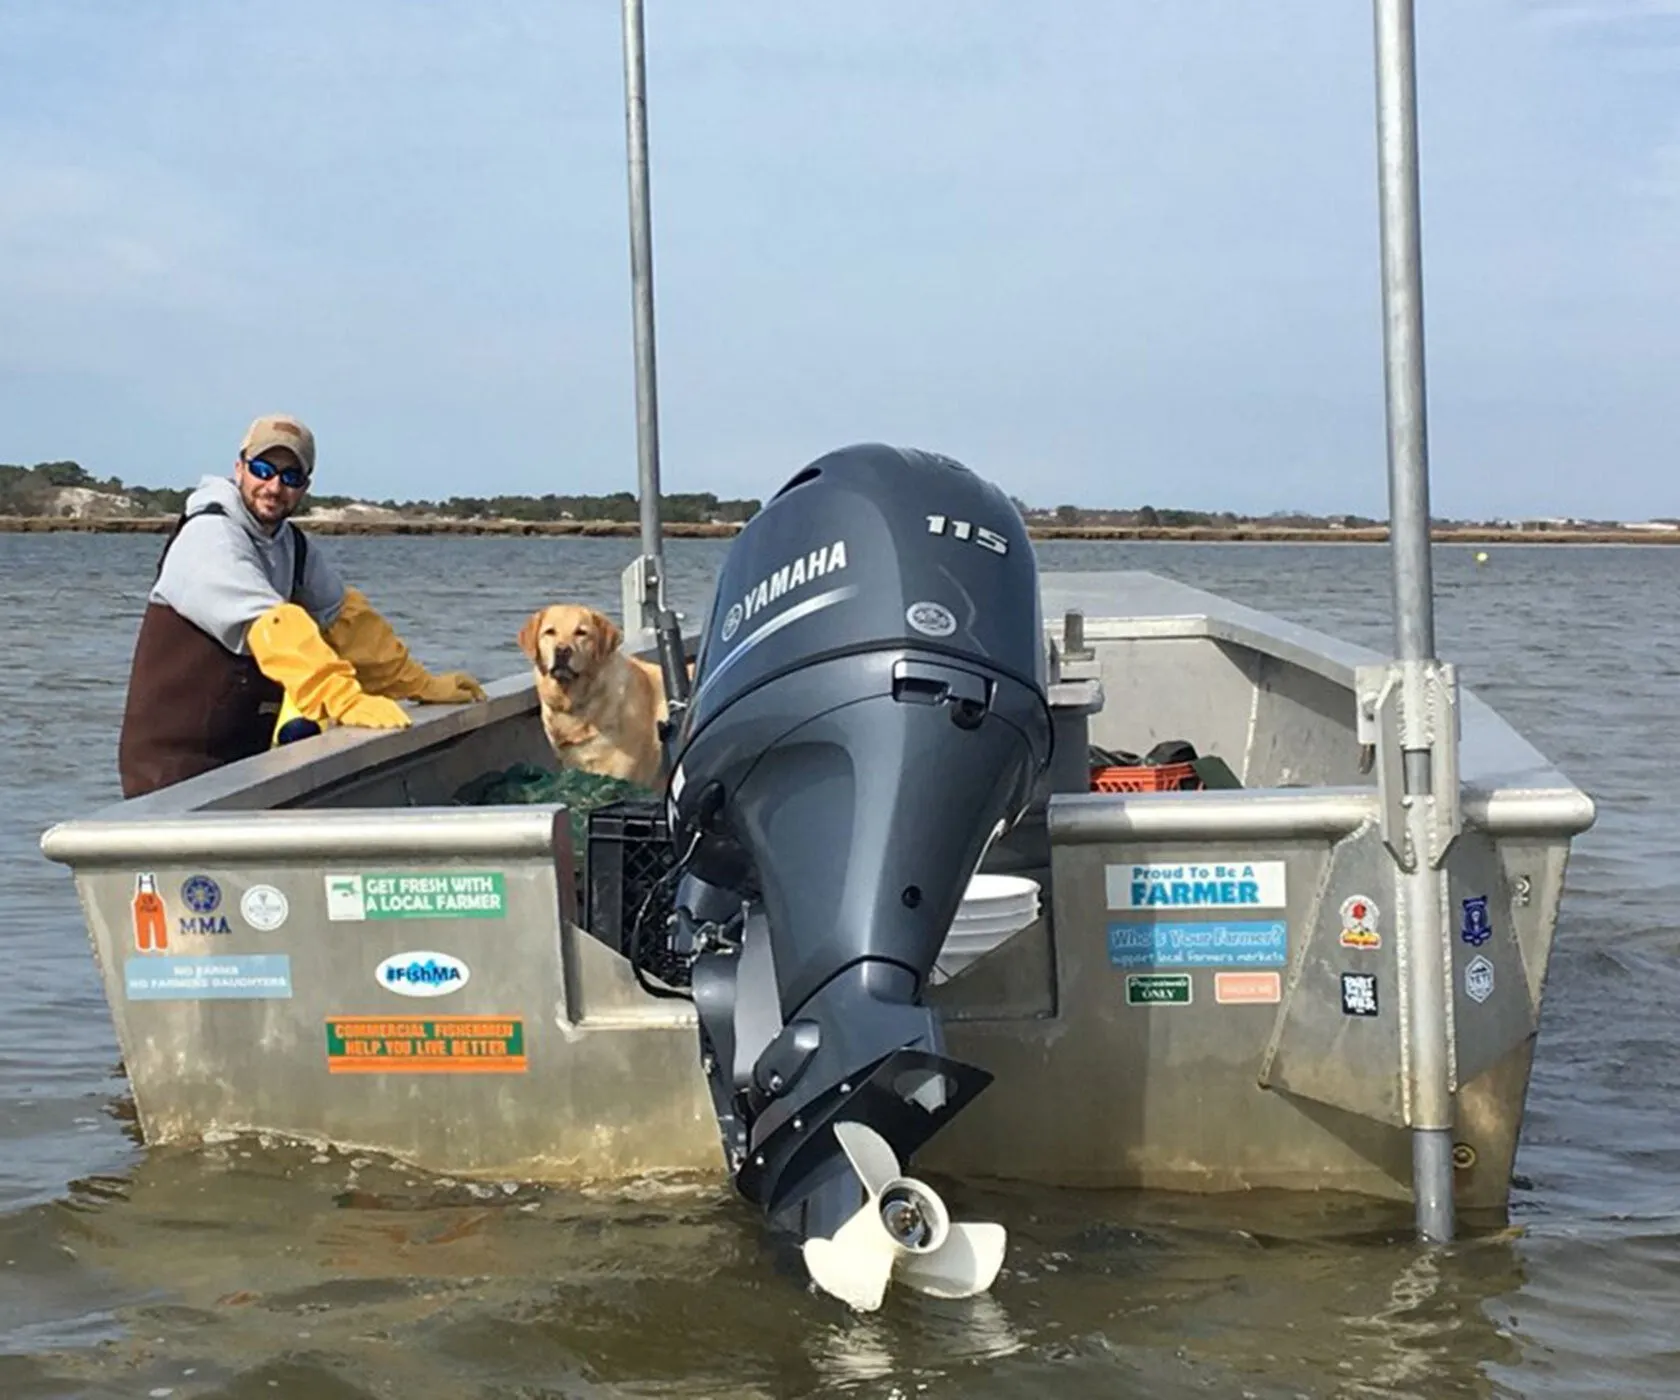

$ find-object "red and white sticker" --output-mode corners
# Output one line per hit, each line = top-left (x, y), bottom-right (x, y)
(1214, 971), (1282, 1005)
(1339, 894), (1381, 950)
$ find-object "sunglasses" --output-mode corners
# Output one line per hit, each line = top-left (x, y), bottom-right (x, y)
(244, 456), (309, 490)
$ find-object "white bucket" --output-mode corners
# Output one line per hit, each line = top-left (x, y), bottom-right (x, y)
(932, 873), (1041, 984)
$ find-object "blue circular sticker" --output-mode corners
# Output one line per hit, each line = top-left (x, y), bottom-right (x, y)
(182, 875), (222, 915)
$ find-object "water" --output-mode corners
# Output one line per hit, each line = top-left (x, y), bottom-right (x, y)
(1, 532), (1675, 1398)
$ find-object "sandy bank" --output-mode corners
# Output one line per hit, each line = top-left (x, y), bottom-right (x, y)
(0, 515), (741, 538)
(4, 516), (1679, 545)
(3, 507), (1680, 541)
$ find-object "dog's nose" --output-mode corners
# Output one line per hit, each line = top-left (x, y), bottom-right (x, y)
(554, 646), (573, 664)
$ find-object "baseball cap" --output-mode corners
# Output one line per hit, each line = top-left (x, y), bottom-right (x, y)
(240, 415), (316, 477)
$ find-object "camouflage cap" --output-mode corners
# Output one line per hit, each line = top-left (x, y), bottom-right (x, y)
(239, 415), (316, 477)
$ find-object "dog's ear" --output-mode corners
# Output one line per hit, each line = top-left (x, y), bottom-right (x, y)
(593, 610), (623, 658)
(516, 609), (545, 660)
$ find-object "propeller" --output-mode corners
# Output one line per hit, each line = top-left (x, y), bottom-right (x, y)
(801, 1119), (1007, 1312)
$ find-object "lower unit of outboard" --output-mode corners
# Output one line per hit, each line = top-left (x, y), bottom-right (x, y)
(652, 442), (1053, 1309)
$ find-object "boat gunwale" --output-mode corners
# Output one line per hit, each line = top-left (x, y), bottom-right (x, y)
(38, 804), (565, 864)
(1046, 786), (1595, 843)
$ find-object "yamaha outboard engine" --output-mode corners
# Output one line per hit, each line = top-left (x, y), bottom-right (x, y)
(650, 443), (1052, 1308)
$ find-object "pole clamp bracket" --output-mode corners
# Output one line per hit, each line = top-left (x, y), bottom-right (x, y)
(1355, 658), (1462, 871)
(620, 554), (663, 642)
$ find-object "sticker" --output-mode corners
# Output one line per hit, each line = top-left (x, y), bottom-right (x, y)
(1465, 954), (1494, 1004)
(325, 1017), (527, 1073)
(181, 875), (222, 915)
(376, 951), (471, 998)
(176, 906), (232, 937)
(1338, 895), (1381, 950)
(721, 602), (743, 641)
(1215, 970), (1282, 1004)
(1107, 919), (1287, 968)
(325, 872), (507, 921)
(1106, 861), (1287, 911)
(906, 601), (957, 638)
(1341, 971), (1379, 1017)
(241, 884), (290, 932)
(1460, 895), (1492, 947)
(1125, 973), (1192, 1006)
(124, 954), (293, 1000)
(131, 872), (168, 953)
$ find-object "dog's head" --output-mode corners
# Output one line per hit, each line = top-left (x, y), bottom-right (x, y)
(517, 604), (624, 686)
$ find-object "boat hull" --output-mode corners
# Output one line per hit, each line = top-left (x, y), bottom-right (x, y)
(43, 572), (1593, 1211)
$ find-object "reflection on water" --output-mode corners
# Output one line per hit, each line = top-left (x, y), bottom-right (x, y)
(0, 1132), (1535, 1399)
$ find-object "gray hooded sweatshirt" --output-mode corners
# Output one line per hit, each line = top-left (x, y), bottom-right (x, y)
(150, 474), (347, 655)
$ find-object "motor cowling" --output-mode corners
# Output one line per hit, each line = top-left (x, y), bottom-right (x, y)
(677, 443), (1047, 737)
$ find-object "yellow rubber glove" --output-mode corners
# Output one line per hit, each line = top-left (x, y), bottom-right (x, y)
(323, 588), (488, 704)
(248, 602), (412, 730)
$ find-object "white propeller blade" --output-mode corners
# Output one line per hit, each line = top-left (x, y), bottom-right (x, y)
(801, 1120), (1007, 1311)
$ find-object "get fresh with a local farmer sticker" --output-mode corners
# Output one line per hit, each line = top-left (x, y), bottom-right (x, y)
(325, 873), (506, 921)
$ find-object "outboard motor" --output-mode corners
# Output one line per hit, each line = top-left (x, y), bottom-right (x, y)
(647, 443), (1052, 1308)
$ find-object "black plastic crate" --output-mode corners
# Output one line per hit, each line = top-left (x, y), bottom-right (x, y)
(584, 799), (687, 989)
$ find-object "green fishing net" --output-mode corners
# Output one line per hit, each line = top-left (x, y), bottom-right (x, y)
(451, 762), (659, 853)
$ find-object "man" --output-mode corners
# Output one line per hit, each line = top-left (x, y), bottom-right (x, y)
(117, 414), (486, 799)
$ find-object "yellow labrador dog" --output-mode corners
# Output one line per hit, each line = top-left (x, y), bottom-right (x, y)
(517, 604), (668, 788)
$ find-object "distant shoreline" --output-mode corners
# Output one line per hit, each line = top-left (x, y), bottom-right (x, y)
(4, 514), (1679, 545)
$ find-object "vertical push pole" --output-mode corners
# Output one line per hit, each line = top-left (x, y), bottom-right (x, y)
(621, 0), (666, 638)
(1374, 0), (1435, 667)
(1372, 0), (1456, 1242)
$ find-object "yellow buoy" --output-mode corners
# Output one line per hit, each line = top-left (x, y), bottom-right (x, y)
(1474, 551), (1489, 565)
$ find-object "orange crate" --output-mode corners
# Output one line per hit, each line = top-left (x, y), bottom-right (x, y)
(1090, 761), (1200, 793)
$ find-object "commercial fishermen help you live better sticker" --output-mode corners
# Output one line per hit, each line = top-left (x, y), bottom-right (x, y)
(325, 1017), (526, 1072)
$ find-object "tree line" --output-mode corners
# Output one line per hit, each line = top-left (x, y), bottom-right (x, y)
(0, 461), (761, 524)
(11, 458), (1572, 531)
(1, 461), (194, 517)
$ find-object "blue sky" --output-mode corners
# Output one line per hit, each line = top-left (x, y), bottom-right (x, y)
(1, 2), (1674, 520)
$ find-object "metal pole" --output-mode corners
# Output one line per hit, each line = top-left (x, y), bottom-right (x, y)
(621, 0), (665, 631)
(1373, 0), (1455, 1242)
(1375, 0), (1435, 665)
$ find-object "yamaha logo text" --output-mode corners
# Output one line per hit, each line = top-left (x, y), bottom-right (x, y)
(721, 539), (849, 642)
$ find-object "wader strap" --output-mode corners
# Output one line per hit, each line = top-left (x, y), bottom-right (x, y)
(153, 502), (310, 599)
